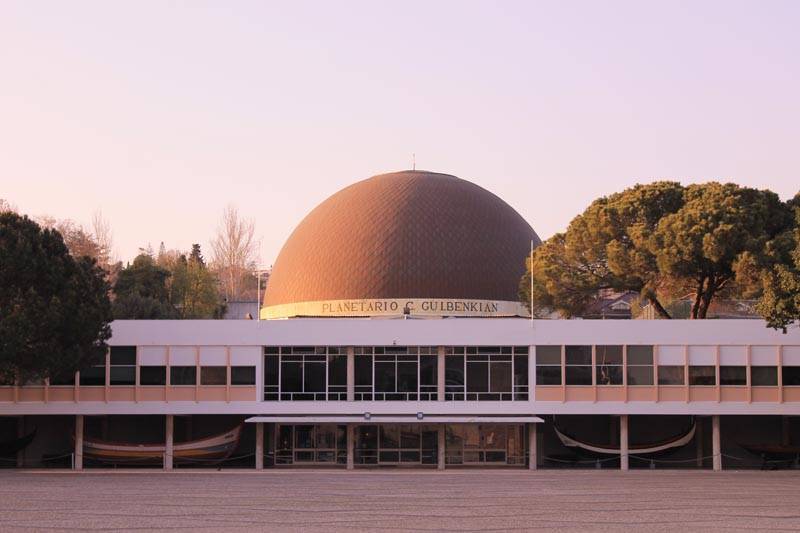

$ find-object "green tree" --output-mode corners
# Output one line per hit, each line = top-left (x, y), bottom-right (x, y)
(652, 183), (793, 318)
(169, 244), (224, 319)
(755, 194), (800, 331)
(521, 182), (795, 319)
(0, 212), (112, 383)
(112, 254), (178, 319)
(520, 182), (685, 318)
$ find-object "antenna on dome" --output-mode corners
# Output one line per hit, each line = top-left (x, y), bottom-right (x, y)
(412, 153), (416, 171)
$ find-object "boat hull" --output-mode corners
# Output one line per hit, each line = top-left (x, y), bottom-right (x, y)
(83, 425), (243, 465)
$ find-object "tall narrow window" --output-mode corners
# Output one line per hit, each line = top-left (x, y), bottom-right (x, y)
(419, 347), (438, 401)
(513, 347), (529, 400)
(264, 347), (279, 400)
(445, 347), (465, 400)
(327, 351), (347, 400)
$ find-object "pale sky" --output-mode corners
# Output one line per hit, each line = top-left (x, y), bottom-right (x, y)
(2, 1), (798, 266)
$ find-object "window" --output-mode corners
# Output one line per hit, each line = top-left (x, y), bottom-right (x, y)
(565, 345), (592, 385)
(201, 366), (226, 385)
(658, 366), (685, 385)
(231, 366), (256, 386)
(752, 366), (777, 386)
(355, 348), (373, 400)
(280, 348), (326, 401)
(110, 346), (136, 385)
(140, 366), (166, 386)
(263, 350), (279, 400)
(719, 366), (746, 386)
(80, 363), (105, 386)
(596, 345), (622, 385)
(420, 351), (438, 401)
(445, 348), (465, 400)
(627, 345), (654, 385)
(327, 352), (346, 400)
(513, 347), (529, 400)
(689, 366), (715, 386)
(170, 366), (196, 385)
(536, 346), (561, 385)
(783, 367), (800, 386)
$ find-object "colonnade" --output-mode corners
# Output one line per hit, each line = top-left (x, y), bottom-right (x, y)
(67, 415), (725, 471)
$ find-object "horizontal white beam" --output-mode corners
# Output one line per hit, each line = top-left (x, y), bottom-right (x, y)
(245, 415), (544, 424)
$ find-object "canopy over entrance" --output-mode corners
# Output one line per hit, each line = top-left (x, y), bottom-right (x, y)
(245, 415), (543, 424)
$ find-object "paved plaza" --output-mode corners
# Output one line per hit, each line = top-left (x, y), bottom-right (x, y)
(2, 470), (800, 532)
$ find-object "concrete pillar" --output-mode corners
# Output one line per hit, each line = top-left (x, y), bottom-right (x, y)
(620, 415), (629, 471)
(346, 424), (355, 470)
(528, 423), (537, 470)
(695, 417), (704, 468)
(437, 346), (446, 401)
(712, 415), (721, 471)
(74, 415), (83, 470)
(437, 423), (446, 470)
(165, 415), (174, 470)
(16, 416), (25, 468)
(536, 421), (544, 468)
(255, 422), (264, 470)
(346, 347), (355, 402)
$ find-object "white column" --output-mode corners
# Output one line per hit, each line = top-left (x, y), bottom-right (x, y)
(16, 416), (24, 468)
(346, 347), (355, 402)
(528, 423), (537, 471)
(620, 415), (629, 471)
(437, 347), (446, 401)
(528, 346), (536, 401)
(437, 423), (446, 470)
(696, 417), (704, 468)
(165, 415), (174, 470)
(346, 424), (355, 470)
(712, 415), (721, 471)
(255, 423), (264, 470)
(74, 415), (83, 470)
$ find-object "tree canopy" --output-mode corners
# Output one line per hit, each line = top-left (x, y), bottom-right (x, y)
(755, 194), (800, 331)
(520, 182), (796, 320)
(113, 245), (225, 319)
(0, 212), (112, 383)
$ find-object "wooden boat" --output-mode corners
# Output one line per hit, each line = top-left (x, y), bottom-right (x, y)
(554, 419), (696, 456)
(83, 424), (242, 465)
(739, 443), (800, 461)
(0, 429), (36, 456)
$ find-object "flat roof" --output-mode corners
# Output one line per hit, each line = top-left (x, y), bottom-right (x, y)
(108, 317), (800, 346)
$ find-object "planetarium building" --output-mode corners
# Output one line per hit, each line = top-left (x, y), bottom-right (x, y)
(2, 170), (800, 471)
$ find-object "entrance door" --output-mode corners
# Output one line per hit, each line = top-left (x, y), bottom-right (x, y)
(445, 424), (524, 466)
(274, 424), (346, 465)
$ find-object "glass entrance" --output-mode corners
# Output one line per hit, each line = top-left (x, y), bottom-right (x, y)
(275, 424), (347, 465)
(355, 424), (438, 466)
(445, 424), (525, 465)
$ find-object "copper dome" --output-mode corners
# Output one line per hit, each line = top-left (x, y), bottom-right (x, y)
(263, 170), (540, 317)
